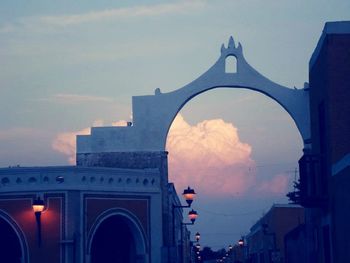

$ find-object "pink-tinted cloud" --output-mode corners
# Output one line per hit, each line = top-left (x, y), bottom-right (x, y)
(166, 115), (256, 197)
(256, 174), (289, 195)
(52, 115), (289, 197)
(52, 120), (128, 164)
(52, 127), (90, 164)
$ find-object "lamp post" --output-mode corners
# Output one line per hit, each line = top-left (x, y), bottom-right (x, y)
(32, 197), (45, 247)
(172, 187), (196, 242)
(172, 187), (197, 263)
(180, 209), (198, 263)
(193, 232), (201, 263)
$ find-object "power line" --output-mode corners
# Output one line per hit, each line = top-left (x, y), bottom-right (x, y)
(200, 207), (269, 217)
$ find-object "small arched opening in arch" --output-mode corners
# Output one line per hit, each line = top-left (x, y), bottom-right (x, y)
(225, 55), (237, 73)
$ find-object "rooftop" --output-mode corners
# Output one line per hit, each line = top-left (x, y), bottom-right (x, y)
(310, 21), (350, 69)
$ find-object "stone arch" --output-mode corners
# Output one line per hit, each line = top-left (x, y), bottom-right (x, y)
(130, 37), (310, 152)
(77, 36), (310, 155)
(87, 208), (148, 263)
(0, 210), (29, 263)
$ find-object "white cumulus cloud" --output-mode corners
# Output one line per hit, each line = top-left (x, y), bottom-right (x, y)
(52, 119), (128, 164)
(52, 127), (90, 164)
(51, 114), (289, 197)
(166, 114), (256, 197)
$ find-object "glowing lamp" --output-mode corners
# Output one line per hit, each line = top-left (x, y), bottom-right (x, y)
(195, 232), (201, 242)
(188, 209), (198, 223)
(32, 197), (45, 247)
(228, 244), (233, 251)
(32, 198), (45, 213)
(182, 186), (196, 206)
(238, 238), (244, 247)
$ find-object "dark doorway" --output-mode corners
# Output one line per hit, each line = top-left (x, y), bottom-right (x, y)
(91, 215), (137, 263)
(0, 217), (22, 263)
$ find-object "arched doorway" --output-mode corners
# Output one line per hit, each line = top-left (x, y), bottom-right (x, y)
(0, 216), (23, 263)
(89, 212), (147, 263)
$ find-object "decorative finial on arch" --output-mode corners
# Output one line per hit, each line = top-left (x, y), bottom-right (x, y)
(155, 88), (161, 95)
(220, 36), (243, 57)
(237, 42), (242, 52)
(221, 43), (225, 53)
(228, 36), (235, 49)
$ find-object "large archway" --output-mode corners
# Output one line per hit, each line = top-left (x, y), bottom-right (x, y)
(77, 36), (310, 155)
(89, 210), (147, 263)
(166, 87), (304, 247)
(0, 215), (25, 263)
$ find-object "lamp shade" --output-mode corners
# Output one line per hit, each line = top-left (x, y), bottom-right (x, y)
(182, 186), (196, 205)
(32, 198), (45, 213)
(188, 209), (198, 223)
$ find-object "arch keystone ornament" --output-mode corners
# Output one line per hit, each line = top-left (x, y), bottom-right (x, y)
(77, 37), (310, 160)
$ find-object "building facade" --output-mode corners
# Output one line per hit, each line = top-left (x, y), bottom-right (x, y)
(298, 21), (350, 263)
(0, 21), (349, 263)
(0, 166), (165, 263)
(245, 204), (304, 263)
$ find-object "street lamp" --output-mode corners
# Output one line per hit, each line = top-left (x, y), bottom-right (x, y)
(32, 197), (45, 247)
(238, 238), (244, 247)
(172, 187), (198, 263)
(182, 186), (196, 206)
(195, 232), (201, 242)
(172, 187), (197, 241)
(187, 209), (198, 224)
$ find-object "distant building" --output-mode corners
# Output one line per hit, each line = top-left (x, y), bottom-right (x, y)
(298, 21), (350, 263)
(284, 224), (307, 263)
(245, 204), (304, 263)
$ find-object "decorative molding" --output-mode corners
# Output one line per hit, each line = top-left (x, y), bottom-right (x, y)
(0, 166), (160, 193)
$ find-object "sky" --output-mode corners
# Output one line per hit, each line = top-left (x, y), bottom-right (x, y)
(1, 0), (349, 249)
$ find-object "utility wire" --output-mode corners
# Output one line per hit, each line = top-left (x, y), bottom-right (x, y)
(200, 206), (269, 217)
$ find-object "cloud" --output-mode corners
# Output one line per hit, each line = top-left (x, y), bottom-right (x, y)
(36, 93), (114, 104)
(0, 1), (206, 33)
(256, 173), (289, 195)
(166, 115), (256, 197)
(52, 119), (128, 164)
(51, 114), (290, 196)
(38, 1), (206, 26)
(52, 127), (90, 164)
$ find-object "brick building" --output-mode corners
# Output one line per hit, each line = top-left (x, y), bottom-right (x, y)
(298, 21), (350, 263)
(245, 204), (304, 263)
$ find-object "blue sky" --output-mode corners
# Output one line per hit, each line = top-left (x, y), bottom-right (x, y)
(1, 0), (349, 249)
